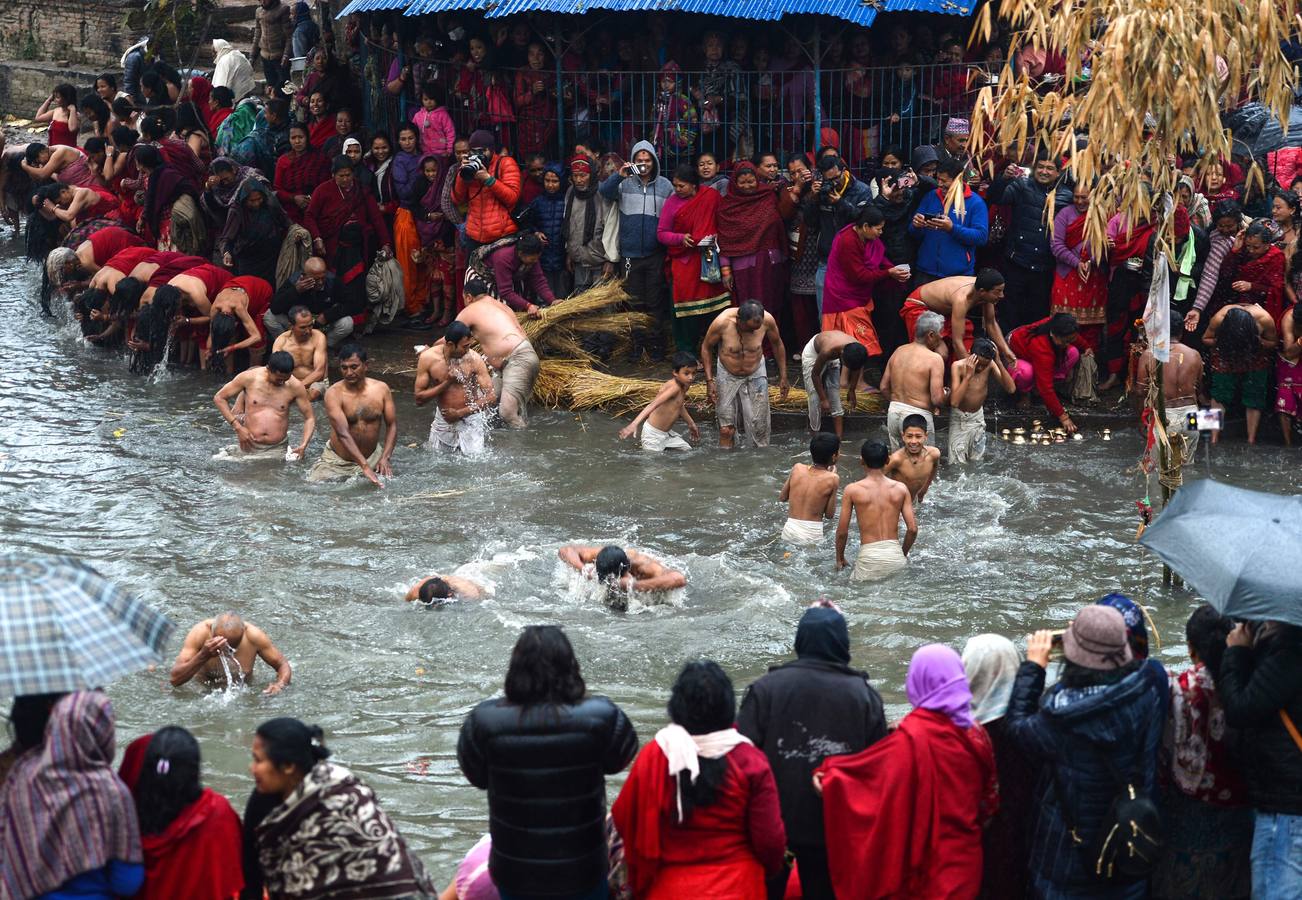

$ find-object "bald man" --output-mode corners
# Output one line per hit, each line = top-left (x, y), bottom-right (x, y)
(170, 612), (292, 694)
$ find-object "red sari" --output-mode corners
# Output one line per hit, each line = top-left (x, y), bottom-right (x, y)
(817, 709), (997, 900)
(1233, 244), (1287, 329)
(668, 189), (730, 318)
(136, 788), (244, 900)
(1051, 212), (1107, 325)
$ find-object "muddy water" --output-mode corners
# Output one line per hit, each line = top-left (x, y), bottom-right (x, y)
(0, 249), (1291, 880)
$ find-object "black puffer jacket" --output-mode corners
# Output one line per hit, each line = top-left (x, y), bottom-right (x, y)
(1218, 625), (1302, 815)
(458, 695), (638, 896)
(871, 174), (935, 265)
(736, 607), (887, 847)
(1005, 660), (1163, 891)
(986, 174), (1072, 271)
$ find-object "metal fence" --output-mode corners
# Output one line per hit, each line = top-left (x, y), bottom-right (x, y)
(358, 51), (996, 168)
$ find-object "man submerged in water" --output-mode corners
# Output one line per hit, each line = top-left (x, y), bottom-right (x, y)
(884, 414), (941, 505)
(779, 432), (841, 546)
(415, 321), (495, 455)
(213, 350), (315, 459)
(170, 612), (292, 694)
(836, 440), (917, 582)
(405, 573), (487, 605)
(308, 342), (397, 487)
(558, 544), (687, 611)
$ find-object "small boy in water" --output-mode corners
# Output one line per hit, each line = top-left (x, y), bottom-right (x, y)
(885, 414), (940, 505)
(619, 352), (701, 451)
(949, 337), (1015, 464)
(779, 433), (841, 546)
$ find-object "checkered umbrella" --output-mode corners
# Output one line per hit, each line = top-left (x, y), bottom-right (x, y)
(0, 555), (174, 696)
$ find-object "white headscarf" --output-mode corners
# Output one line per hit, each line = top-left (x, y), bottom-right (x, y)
(120, 37), (148, 69)
(961, 633), (1021, 725)
(654, 724), (751, 823)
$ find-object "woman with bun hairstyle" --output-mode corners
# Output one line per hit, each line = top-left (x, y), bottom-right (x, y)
(250, 718), (436, 899)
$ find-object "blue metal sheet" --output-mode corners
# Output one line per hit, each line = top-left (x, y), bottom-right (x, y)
(392, 0), (965, 22)
(338, 0), (415, 14)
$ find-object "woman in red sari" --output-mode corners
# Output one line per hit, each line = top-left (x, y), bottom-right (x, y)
(120, 727), (243, 900)
(513, 42), (556, 157)
(717, 161), (797, 356)
(612, 660), (785, 900)
(274, 124), (330, 226)
(658, 164), (731, 352)
(1216, 219), (1288, 330)
(1051, 183), (1108, 350)
(816, 644), (997, 900)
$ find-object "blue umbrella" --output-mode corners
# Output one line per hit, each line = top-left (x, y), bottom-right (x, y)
(1139, 480), (1302, 624)
(0, 555), (174, 696)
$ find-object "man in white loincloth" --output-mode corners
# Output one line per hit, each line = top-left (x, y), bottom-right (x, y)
(271, 306), (329, 401)
(801, 331), (869, 438)
(948, 337), (1015, 464)
(1135, 311), (1204, 466)
(879, 310), (946, 451)
(212, 351), (315, 460)
(618, 352), (700, 451)
(701, 300), (788, 449)
(308, 343), (397, 487)
(835, 440), (917, 582)
(455, 277), (540, 428)
(779, 433), (841, 546)
(415, 321), (495, 455)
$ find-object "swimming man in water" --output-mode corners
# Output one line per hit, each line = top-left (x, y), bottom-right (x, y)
(558, 544), (687, 611)
(405, 573), (486, 605)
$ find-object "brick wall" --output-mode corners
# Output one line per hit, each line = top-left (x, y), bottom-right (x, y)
(0, 0), (142, 70)
(0, 62), (102, 116)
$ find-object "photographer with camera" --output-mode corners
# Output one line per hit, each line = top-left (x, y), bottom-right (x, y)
(451, 129), (523, 254)
(803, 154), (872, 316)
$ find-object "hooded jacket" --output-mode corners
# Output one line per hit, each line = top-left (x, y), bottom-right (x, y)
(736, 607), (887, 846)
(909, 185), (988, 277)
(986, 173), (1073, 271)
(212, 40), (255, 102)
(599, 140), (672, 259)
(1005, 661), (1163, 889)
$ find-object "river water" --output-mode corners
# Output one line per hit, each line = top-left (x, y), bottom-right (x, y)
(0, 247), (1294, 880)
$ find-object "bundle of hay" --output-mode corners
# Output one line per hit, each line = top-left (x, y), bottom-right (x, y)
(516, 281), (631, 344)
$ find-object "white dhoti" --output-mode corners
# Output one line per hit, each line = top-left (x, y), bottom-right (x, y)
(429, 409), (488, 454)
(886, 401), (935, 451)
(307, 443), (383, 482)
(213, 437), (288, 461)
(716, 361), (771, 448)
(781, 517), (824, 546)
(801, 336), (842, 431)
(851, 540), (907, 582)
(641, 422), (691, 452)
(947, 407), (988, 464)
(1163, 404), (1200, 465)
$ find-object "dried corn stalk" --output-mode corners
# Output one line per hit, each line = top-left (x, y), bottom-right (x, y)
(966, 0), (1298, 256)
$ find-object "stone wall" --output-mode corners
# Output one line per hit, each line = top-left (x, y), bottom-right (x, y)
(0, 62), (102, 118)
(0, 0), (142, 70)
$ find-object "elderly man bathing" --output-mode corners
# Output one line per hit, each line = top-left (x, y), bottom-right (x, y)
(701, 299), (789, 449)
(879, 311), (946, 451)
(170, 612), (292, 694)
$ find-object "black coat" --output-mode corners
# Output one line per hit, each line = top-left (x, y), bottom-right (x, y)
(987, 174), (1071, 271)
(1218, 627), (1302, 815)
(871, 174), (934, 265)
(457, 695), (638, 896)
(737, 657), (886, 847)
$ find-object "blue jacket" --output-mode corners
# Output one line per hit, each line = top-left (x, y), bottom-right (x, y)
(599, 140), (672, 259)
(528, 171), (567, 273)
(1005, 661), (1163, 893)
(908, 186), (988, 277)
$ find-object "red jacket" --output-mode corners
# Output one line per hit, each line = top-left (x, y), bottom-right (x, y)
(452, 153), (522, 244)
(304, 181), (390, 273)
(1009, 316), (1088, 419)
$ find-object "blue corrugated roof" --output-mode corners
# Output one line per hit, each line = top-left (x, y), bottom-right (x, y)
(363, 0), (970, 25)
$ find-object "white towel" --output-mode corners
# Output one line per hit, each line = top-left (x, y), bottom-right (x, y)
(851, 540), (907, 582)
(654, 724), (752, 823)
(781, 517), (824, 546)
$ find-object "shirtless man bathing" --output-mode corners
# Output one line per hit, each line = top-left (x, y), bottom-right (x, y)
(900, 269), (1015, 364)
(559, 544), (687, 611)
(701, 300), (788, 449)
(271, 306), (329, 401)
(415, 321), (495, 454)
(801, 331), (868, 439)
(779, 433), (841, 546)
(170, 612), (292, 694)
(213, 351), (315, 460)
(1136, 311), (1204, 463)
(308, 343), (398, 487)
(879, 311), (946, 450)
(948, 336), (1015, 464)
(456, 277), (541, 428)
(884, 414), (941, 505)
(405, 572), (487, 605)
(836, 440), (917, 582)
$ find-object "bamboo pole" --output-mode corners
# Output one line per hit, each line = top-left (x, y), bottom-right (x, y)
(1152, 359), (1173, 587)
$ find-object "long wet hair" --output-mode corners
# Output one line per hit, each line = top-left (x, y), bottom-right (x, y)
(1217, 307), (1261, 365)
(666, 660), (736, 817)
(208, 313), (239, 370)
(130, 285), (181, 373)
(109, 277), (146, 321)
(255, 717), (332, 773)
(76, 288), (108, 338)
(25, 184), (65, 264)
(504, 625), (586, 706)
(133, 726), (203, 834)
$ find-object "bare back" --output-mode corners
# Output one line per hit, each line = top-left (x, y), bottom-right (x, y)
(168, 273), (213, 315)
(1141, 340), (1202, 405)
(884, 343), (944, 409)
(844, 474), (911, 544)
(458, 298), (526, 368)
(784, 463), (839, 522)
(912, 276), (976, 317)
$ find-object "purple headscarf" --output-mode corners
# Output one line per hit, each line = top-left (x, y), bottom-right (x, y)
(905, 644), (975, 728)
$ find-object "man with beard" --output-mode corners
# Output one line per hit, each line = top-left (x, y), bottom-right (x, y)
(562, 155), (613, 292)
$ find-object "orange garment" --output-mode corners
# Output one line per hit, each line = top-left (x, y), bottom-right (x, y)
(822, 306), (881, 356)
(451, 154), (522, 244)
(393, 207), (432, 316)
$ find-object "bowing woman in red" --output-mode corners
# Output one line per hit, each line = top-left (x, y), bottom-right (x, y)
(120, 727), (244, 900)
(816, 644), (997, 900)
(613, 660), (786, 900)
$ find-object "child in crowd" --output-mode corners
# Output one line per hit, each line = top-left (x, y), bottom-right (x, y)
(619, 352), (700, 451)
(885, 413), (940, 505)
(779, 432), (841, 546)
(411, 82), (456, 161)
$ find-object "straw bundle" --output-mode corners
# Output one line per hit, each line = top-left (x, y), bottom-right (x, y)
(516, 281), (631, 343)
(965, 0), (1297, 259)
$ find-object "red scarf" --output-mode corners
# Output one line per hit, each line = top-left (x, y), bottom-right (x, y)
(668, 188), (724, 305)
(138, 788), (244, 900)
(1236, 244), (1287, 325)
(717, 164), (786, 257)
(1112, 221), (1155, 263)
(1065, 210), (1091, 262)
(308, 116), (336, 150)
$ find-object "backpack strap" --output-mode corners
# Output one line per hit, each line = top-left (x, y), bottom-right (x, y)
(1282, 709), (1302, 753)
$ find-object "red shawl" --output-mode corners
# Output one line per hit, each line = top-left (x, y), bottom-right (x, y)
(137, 788), (244, 900)
(612, 741), (675, 896)
(207, 107), (233, 138)
(1112, 221), (1155, 263)
(817, 708), (997, 900)
(717, 163), (787, 257)
(308, 116), (336, 150)
(669, 188), (724, 306)
(1064, 210), (1091, 261)
(1237, 244), (1287, 327)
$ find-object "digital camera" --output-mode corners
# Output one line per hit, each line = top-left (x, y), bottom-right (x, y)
(459, 152), (489, 181)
